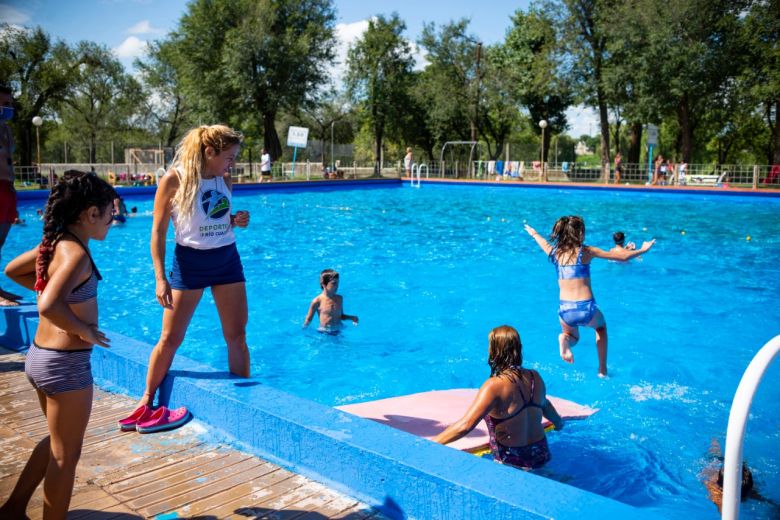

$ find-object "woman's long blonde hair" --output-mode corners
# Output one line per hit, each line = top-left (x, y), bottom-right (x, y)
(171, 124), (243, 222)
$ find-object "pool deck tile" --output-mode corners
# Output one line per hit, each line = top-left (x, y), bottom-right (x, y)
(0, 347), (384, 520)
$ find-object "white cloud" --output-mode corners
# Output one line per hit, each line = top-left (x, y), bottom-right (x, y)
(331, 19), (370, 85)
(565, 105), (600, 138)
(0, 3), (31, 24)
(114, 36), (148, 59)
(329, 19), (427, 87)
(126, 20), (163, 35)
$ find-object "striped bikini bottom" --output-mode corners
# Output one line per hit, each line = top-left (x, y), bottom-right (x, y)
(25, 342), (93, 396)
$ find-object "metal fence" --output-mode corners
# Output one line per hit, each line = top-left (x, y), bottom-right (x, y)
(12, 160), (780, 189)
(12, 160), (404, 189)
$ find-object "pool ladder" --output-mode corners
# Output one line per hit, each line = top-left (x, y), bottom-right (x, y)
(410, 164), (428, 188)
(721, 334), (779, 520)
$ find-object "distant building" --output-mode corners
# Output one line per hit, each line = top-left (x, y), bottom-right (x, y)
(575, 141), (592, 156)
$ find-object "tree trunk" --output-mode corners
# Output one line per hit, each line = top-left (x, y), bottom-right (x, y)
(598, 92), (611, 182)
(774, 97), (780, 165)
(628, 122), (642, 164)
(90, 132), (97, 164)
(677, 95), (693, 163)
(373, 126), (383, 177)
(263, 112), (282, 161)
(18, 122), (32, 166)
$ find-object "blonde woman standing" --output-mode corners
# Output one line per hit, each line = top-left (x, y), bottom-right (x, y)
(118, 125), (251, 432)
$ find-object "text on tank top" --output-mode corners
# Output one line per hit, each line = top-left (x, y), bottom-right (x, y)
(172, 174), (236, 249)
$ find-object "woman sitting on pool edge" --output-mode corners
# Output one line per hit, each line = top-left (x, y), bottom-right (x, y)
(432, 325), (563, 470)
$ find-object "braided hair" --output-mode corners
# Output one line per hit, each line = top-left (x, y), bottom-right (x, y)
(548, 215), (586, 265)
(34, 170), (117, 292)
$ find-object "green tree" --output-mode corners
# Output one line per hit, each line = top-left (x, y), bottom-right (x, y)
(297, 90), (355, 166)
(54, 43), (144, 164)
(0, 25), (82, 165)
(170, 0), (337, 160)
(346, 14), (414, 173)
(135, 39), (192, 148)
(555, 0), (613, 179)
(741, 0), (780, 164)
(418, 20), (481, 143)
(502, 7), (572, 162)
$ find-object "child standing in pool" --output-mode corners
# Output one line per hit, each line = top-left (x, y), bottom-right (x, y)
(524, 216), (655, 376)
(303, 269), (358, 330)
(0, 170), (116, 518)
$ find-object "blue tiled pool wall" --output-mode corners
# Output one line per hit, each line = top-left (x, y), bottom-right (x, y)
(0, 305), (655, 520)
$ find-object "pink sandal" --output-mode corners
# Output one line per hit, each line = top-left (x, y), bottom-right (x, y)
(118, 405), (154, 431)
(136, 406), (190, 434)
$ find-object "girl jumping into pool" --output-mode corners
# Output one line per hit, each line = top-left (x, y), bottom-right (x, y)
(433, 325), (563, 470)
(523, 216), (655, 376)
(0, 171), (116, 518)
(118, 125), (251, 431)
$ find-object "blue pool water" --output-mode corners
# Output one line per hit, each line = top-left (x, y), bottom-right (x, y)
(6, 184), (780, 518)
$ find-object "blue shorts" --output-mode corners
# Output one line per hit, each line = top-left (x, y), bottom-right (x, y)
(170, 243), (245, 290)
(25, 342), (93, 395)
(558, 299), (598, 327)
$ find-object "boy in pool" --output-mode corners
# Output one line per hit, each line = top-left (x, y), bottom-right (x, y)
(303, 269), (359, 330)
(609, 231), (638, 262)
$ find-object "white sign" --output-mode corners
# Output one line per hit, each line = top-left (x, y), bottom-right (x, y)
(286, 126), (309, 148)
(646, 124), (659, 146)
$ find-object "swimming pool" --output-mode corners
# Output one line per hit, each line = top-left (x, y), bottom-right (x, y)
(7, 183), (780, 518)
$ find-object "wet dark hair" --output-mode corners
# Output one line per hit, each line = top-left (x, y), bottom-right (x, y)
(548, 215), (586, 264)
(717, 463), (754, 499)
(320, 268), (339, 289)
(488, 325), (523, 377)
(34, 170), (117, 292)
(613, 231), (625, 245)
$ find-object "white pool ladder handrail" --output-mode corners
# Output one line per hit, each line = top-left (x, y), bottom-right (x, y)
(721, 334), (780, 520)
(419, 163), (429, 180)
(410, 164), (421, 188)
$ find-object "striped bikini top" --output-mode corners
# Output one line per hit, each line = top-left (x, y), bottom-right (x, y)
(64, 232), (101, 304)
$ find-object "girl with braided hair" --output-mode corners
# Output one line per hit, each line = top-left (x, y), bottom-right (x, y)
(523, 216), (655, 377)
(118, 124), (251, 431)
(0, 170), (116, 518)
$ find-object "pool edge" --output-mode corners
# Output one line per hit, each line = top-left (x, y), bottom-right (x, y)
(1, 305), (661, 520)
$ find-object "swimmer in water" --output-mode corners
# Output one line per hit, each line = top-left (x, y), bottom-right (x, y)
(303, 269), (358, 331)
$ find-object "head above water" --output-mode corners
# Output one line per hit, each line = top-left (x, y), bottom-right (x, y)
(488, 325), (523, 377)
(320, 268), (339, 289)
(35, 170), (117, 291)
(716, 463), (754, 500)
(613, 231), (625, 246)
(171, 124), (243, 223)
(550, 215), (585, 258)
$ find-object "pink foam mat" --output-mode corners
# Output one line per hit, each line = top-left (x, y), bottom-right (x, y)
(337, 388), (598, 451)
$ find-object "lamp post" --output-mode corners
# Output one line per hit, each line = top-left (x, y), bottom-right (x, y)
(331, 121), (335, 173)
(539, 119), (548, 182)
(32, 116), (43, 168)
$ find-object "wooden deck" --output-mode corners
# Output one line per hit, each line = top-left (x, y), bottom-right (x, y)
(0, 348), (385, 519)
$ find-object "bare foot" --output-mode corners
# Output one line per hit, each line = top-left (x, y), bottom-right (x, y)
(0, 296), (20, 307)
(598, 371), (608, 378)
(558, 334), (574, 363)
(0, 288), (22, 301)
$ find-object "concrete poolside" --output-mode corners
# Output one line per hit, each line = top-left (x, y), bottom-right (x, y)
(0, 347), (385, 520)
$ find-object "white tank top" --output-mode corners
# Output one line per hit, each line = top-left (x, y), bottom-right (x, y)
(172, 174), (236, 249)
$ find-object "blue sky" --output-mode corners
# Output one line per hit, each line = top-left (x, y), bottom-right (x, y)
(0, 0), (597, 136)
